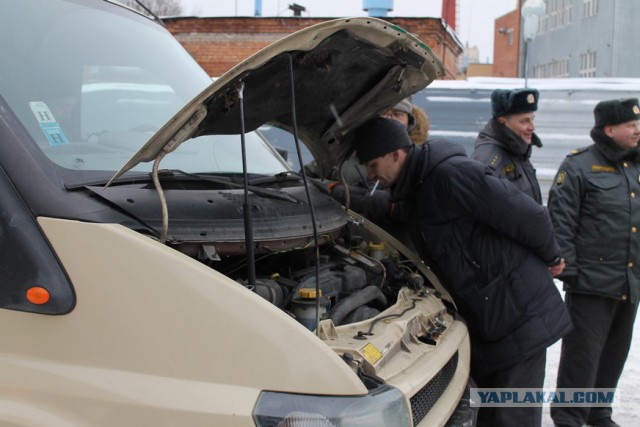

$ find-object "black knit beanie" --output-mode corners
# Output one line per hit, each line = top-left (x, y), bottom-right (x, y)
(594, 98), (640, 128)
(354, 117), (412, 164)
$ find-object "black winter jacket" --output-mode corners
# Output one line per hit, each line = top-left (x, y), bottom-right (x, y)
(391, 140), (572, 378)
(548, 128), (640, 303)
(472, 119), (543, 203)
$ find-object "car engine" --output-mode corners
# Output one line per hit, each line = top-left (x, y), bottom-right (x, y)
(191, 219), (429, 330)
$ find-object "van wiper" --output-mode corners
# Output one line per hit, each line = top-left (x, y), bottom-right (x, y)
(166, 169), (301, 203)
(67, 171), (300, 203)
(64, 171), (227, 189)
(65, 173), (153, 189)
(248, 171), (302, 186)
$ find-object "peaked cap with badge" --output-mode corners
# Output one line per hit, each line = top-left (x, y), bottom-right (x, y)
(491, 88), (539, 118)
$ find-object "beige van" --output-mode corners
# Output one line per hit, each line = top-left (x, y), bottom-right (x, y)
(0, 1), (472, 425)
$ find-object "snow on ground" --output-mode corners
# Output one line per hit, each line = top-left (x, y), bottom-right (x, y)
(540, 281), (640, 426)
(429, 77), (640, 92)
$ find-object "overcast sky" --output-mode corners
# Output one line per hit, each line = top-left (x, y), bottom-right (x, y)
(177, 0), (518, 63)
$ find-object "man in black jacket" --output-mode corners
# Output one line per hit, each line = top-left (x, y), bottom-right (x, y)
(353, 117), (572, 427)
(326, 98), (429, 250)
(472, 88), (543, 203)
(548, 99), (640, 427)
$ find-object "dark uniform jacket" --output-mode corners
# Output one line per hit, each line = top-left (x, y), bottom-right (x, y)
(548, 128), (640, 303)
(472, 118), (543, 203)
(391, 140), (572, 378)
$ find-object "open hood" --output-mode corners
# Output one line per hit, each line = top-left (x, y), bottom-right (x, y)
(109, 17), (444, 183)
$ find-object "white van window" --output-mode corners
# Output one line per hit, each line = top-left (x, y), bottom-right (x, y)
(0, 1), (287, 176)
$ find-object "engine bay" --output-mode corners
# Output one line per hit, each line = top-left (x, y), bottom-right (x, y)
(189, 218), (434, 330)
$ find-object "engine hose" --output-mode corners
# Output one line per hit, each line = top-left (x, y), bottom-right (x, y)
(329, 286), (387, 326)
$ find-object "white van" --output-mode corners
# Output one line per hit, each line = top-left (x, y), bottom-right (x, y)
(0, 1), (472, 425)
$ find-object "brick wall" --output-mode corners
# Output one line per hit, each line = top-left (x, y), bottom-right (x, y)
(493, 9), (521, 77)
(164, 16), (463, 79)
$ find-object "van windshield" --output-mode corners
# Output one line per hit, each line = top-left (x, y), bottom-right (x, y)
(0, 0), (288, 175)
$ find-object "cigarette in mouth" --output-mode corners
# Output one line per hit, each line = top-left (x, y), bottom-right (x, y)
(370, 180), (379, 196)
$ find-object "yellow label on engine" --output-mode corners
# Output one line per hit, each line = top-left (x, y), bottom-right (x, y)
(361, 343), (383, 365)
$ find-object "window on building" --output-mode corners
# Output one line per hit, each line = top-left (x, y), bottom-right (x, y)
(551, 58), (570, 77)
(538, 14), (547, 34)
(497, 28), (515, 45)
(545, 0), (573, 31)
(533, 58), (570, 78)
(579, 51), (597, 77)
(533, 64), (545, 78)
(583, 0), (598, 18)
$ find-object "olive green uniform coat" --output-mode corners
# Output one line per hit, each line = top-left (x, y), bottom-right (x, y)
(548, 128), (640, 303)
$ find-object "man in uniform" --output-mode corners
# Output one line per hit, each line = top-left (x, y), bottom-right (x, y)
(473, 88), (543, 203)
(548, 98), (640, 427)
(353, 117), (571, 427)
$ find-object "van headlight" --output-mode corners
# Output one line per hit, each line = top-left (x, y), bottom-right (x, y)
(253, 384), (411, 427)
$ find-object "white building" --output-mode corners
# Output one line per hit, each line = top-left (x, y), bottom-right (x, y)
(524, 0), (640, 78)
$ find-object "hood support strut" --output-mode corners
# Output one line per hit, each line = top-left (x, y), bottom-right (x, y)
(237, 82), (257, 291)
(287, 54), (323, 336)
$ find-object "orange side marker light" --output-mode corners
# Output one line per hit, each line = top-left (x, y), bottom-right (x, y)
(26, 286), (50, 305)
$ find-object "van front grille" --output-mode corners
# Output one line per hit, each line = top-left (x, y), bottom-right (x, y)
(410, 351), (459, 426)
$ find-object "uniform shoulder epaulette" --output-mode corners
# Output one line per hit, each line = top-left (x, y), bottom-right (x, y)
(567, 146), (589, 157)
